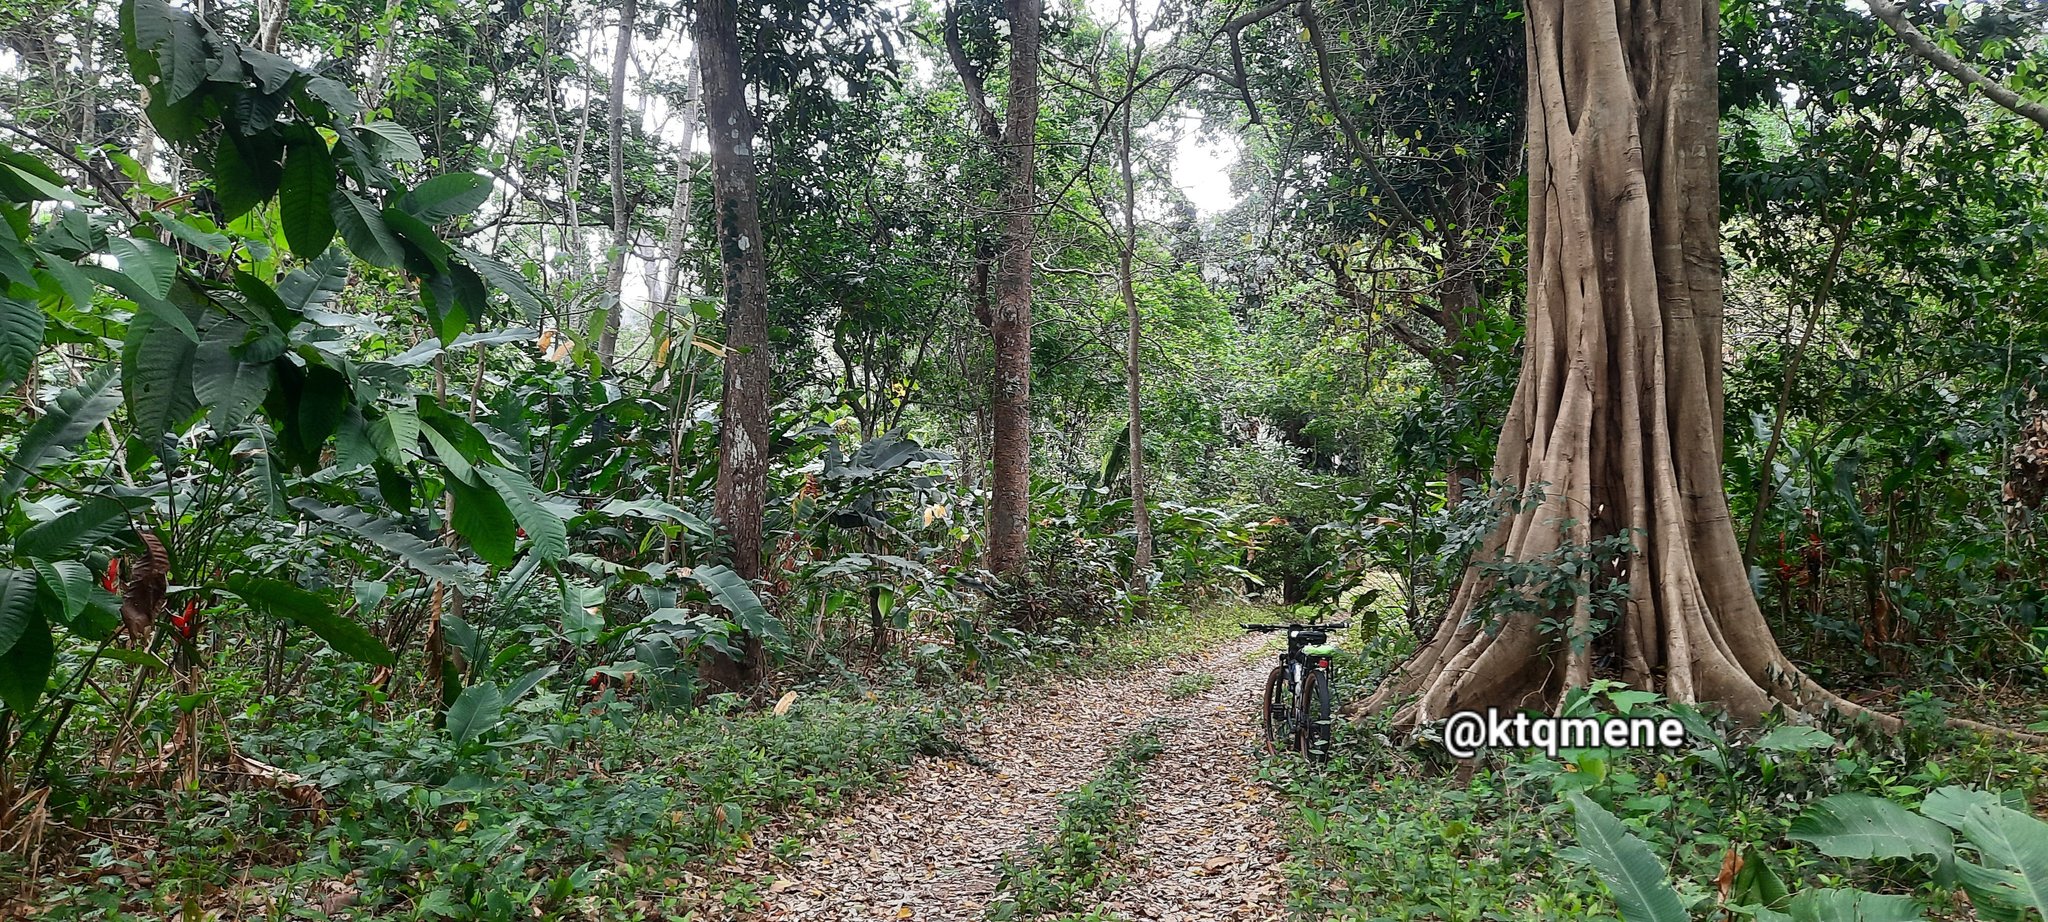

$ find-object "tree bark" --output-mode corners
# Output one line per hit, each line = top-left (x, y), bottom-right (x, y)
(597, 0), (636, 368)
(696, 0), (772, 691)
(1117, 55), (1152, 586)
(653, 47), (701, 309)
(984, 0), (1042, 578)
(1362, 0), (1844, 725)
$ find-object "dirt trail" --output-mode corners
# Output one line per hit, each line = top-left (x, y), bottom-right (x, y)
(731, 630), (1292, 921)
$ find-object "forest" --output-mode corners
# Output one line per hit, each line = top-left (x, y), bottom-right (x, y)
(1, 0), (2048, 917)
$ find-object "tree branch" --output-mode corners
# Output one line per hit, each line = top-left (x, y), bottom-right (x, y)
(942, 3), (1002, 142)
(1869, 0), (2048, 131)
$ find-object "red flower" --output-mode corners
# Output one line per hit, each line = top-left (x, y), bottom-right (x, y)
(101, 559), (120, 592)
(170, 598), (199, 639)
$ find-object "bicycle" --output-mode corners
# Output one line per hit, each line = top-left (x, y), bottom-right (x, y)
(1242, 620), (1348, 761)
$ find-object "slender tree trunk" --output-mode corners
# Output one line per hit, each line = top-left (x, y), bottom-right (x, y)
(597, 0), (636, 368)
(696, 0), (772, 691)
(985, 0), (1042, 578)
(653, 48), (701, 309)
(1362, 0), (1847, 725)
(1117, 80), (1152, 585)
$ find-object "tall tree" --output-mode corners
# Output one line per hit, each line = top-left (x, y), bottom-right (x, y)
(597, 0), (637, 368)
(1361, 0), (1848, 722)
(944, 0), (1042, 578)
(696, 0), (773, 689)
(989, 0), (1042, 577)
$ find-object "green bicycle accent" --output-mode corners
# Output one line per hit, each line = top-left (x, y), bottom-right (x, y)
(1242, 619), (1351, 762)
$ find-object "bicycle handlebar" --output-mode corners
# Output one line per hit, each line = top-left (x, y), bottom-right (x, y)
(1240, 622), (1350, 632)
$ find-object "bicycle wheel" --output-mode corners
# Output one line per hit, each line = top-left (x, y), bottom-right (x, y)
(1299, 668), (1332, 762)
(1261, 665), (1291, 753)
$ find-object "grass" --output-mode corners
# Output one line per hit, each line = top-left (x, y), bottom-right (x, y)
(986, 724), (1167, 921)
(1165, 672), (1217, 699)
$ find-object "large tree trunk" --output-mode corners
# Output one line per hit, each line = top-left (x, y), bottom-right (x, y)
(1363, 0), (1834, 725)
(696, 0), (772, 691)
(596, 0), (636, 369)
(984, 0), (1042, 578)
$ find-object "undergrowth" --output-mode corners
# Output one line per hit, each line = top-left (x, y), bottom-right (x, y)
(1267, 616), (2048, 921)
(7, 603), (1259, 920)
(986, 723), (1168, 921)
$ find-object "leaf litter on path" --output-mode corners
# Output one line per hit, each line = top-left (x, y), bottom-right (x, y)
(731, 630), (1291, 920)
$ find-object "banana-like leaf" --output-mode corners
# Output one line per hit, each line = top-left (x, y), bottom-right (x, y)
(1564, 793), (1689, 922)
(476, 466), (567, 562)
(15, 495), (137, 560)
(1781, 888), (1925, 922)
(288, 498), (474, 585)
(1, 367), (121, 495)
(0, 295), (44, 390)
(1790, 795), (1955, 865)
(229, 574), (394, 666)
(1958, 802), (2048, 921)
(691, 564), (787, 650)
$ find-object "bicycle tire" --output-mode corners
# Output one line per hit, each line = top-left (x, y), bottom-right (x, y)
(1261, 665), (1290, 753)
(1299, 668), (1333, 761)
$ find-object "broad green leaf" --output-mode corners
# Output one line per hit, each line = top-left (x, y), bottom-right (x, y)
(1564, 793), (1689, 922)
(1, 367), (121, 494)
(150, 211), (230, 254)
(1782, 888), (1925, 922)
(692, 564), (787, 649)
(397, 173), (492, 224)
(1958, 802), (2048, 920)
(447, 473), (516, 567)
(279, 134), (337, 259)
(476, 466), (567, 562)
(446, 682), (505, 743)
(228, 574), (394, 666)
(106, 235), (177, 299)
(1753, 725), (1836, 754)
(29, 559), (93, 621)
(561, 584), (603, 643)
(16, 496), (136, 560)
(330, 190), (403, 268)
(212, 131), (282, 218)
(36, 252), (95, 310)
(503, 665), (557, 706)
(277, 248), (349, 319)
(1922, 787), (2007, 831)
(1790, 794), (1954, 864)
(287, 498), (474, 585)
(0, 568), (39, 657)
(356, 121), (424, 163)
(124, 304), (201, 458)
(455, 248), (541, 322)
(0, 612), (52, 714)
(239, 46), (297, 93)
(0, 295), (44, 389)
(193, 321), (270, 433)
